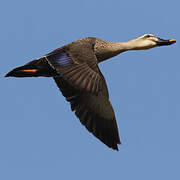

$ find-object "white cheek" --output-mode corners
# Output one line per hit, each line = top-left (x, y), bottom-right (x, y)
(143, 41), (156, 49)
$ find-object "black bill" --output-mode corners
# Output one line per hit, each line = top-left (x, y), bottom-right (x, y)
(157, 38), (176, 46)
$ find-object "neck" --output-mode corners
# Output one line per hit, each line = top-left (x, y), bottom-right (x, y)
(95, 39), (138, 62)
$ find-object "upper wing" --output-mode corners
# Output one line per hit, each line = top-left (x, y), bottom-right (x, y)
(53, 67), (121, 150)
(45, 42), (102, 95)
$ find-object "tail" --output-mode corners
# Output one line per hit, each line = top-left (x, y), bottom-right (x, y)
(5, 58), (57, 78)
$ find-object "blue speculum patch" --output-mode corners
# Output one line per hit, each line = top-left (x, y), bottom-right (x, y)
(47, 51), (73, 67)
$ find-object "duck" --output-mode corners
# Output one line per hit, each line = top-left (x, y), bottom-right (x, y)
(5, 34), (176, 150)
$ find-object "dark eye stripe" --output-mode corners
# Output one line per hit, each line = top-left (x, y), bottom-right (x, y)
(145, 34), (154, 38)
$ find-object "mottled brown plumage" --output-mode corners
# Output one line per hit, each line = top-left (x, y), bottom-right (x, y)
(5, 34), (176, 150)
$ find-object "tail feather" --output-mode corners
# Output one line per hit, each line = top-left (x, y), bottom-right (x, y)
(5, 65), (38, 77)
(5, 58), (57, 77)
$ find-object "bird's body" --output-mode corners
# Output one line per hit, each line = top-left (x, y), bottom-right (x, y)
(5, 34), (176, 150)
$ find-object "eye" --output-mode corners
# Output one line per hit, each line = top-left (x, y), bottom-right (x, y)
(145, 34), (154, 38)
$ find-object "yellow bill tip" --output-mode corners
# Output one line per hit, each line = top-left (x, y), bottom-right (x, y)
(169, 39), (176, 44)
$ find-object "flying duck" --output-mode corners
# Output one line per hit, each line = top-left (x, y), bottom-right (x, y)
(5, 34), (176, 150)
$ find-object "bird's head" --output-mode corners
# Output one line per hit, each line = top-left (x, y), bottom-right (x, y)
(130, 34), (176, 50)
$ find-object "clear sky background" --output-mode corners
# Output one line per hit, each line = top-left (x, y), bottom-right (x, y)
(1, 0), (179, 179)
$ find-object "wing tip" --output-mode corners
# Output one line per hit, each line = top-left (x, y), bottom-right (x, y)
(107, 139), (121, 151)
(113, 140), (122, 151)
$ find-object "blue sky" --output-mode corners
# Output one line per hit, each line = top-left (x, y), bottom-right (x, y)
(1, 0), (179, 179)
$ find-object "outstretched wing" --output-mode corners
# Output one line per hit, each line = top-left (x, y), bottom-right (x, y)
(53, 67), (121, 150)
(45, 41), (102, 95)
